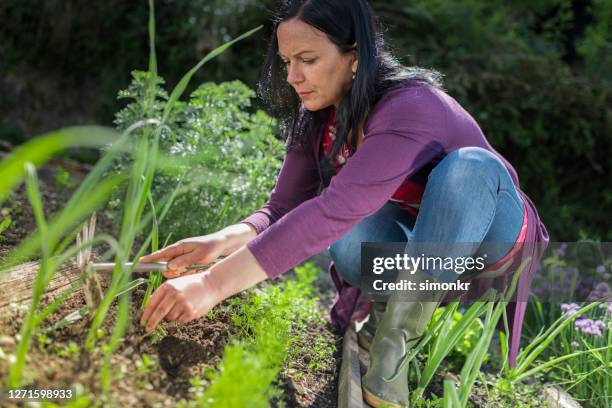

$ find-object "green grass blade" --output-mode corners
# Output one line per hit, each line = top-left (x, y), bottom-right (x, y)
(459, 298), (507, 406)
(393, 301), (461, 383)
(7, 164), (52, 387)
(101, 293), (130, 397)
(0, 126), (117, 203)
(0, 120), (153, 269)
(413, 295), (492, 398)
(511, 298), (609, 379)
(1, 175), (125, 270)
(443, 379), (462, 408)
(148, 0), (157, 76)
(50, 233), (121, 273)
(141, 190), (161, 309)
(116, 278), (147, 298)
(456, 262), (527, 404)
(86, 132), (160, 350)
(515, 345), (612, 383)
(147, 191), (159, 253)
(499, 327), (509, 376)
(161, 25), (263, 123)
(565, 364), (610, 392)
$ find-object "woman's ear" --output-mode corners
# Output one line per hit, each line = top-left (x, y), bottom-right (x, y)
(351, 43), (358, 74)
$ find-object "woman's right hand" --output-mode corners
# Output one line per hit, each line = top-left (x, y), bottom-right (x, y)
(139, 233), (229, 278)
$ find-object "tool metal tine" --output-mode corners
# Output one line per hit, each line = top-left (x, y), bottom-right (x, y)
(88, 212), (97, 241)
(84, 212), (96, 265)
(76, 229), (82, 268)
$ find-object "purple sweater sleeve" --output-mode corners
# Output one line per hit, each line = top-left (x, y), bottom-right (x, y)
(240, 141), (321, 235)
(247, 85), (448, 279)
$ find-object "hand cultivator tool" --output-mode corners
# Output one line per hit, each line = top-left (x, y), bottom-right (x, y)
(75, 213), (215, 274)
(90, 261), (214, 273)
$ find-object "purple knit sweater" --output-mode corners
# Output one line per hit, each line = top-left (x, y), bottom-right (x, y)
(242, 80), (549, 367)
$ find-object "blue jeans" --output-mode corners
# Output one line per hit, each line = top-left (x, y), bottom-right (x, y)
(329, 147), (525, 291)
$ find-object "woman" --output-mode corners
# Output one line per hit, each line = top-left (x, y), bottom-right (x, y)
(140, 1), (549, 406)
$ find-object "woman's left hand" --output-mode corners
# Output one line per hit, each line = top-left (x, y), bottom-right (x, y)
(140, 271), (222, 333)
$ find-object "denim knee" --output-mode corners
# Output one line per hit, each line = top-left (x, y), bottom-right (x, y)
(429, 146), (507, 195)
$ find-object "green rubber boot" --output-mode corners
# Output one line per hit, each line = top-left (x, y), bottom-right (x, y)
(357, 301), (386, 351)
(362, 270), (448, 408)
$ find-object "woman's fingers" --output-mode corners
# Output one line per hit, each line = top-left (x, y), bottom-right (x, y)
(165, 251), (207, 277)
(166, 305), (183, 321)
(140, 242), (187, 263)
(144, 295), (176, 333)
(140, 284), (167, 326)
(140, 271), (218, 333)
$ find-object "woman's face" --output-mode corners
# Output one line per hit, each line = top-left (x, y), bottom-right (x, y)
(277, 18), (357, 111)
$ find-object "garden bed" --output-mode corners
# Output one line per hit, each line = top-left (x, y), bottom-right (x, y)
(0, 264), (341, 407)
(1, 148), (607, 407)
(0, 157), (342, 406)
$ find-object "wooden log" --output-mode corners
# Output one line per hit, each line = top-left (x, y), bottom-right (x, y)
(0, 260), (83, 310)
(544, 385), (583, 408)
(338, 324), (365, 408)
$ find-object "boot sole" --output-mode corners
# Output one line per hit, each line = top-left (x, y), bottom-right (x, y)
(362, 386), (404, 408)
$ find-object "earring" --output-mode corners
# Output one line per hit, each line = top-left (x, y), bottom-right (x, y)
(352, 73), (356, 80)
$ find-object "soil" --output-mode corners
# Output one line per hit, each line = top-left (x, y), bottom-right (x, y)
(0, 152), (112, 255)
(0, 151), (342, 407)
(0, 279), (340, 407)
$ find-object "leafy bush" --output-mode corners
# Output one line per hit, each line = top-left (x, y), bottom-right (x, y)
(372, 0), (611, 241)
(3, 1), (609, 240)
(0, 0), (271, 128)
(111, 73), (284, 239)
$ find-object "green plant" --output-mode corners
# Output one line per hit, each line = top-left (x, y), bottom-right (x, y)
(499, 298), (612, 407)
(183, 262), (323, 407)
(499, 297), (611, 386)
(443, 379), (461, 408)
(36, 334), (51, 351)
(548, 304), (611, 407)
(135, 353), (156, 388)
(1, 0), (261, 393)
(427, 305), (485, 366)
(112, 75), (284, 240)
(53, 165), (77, 191)
(139, 191), (164, 310)
(385, 259), (527, 406)
(35, 278), (147, 338)
(0, 207), (12, 241)
(384, 297), (479, 403)
(59, 341), (80, 359)
(520, 243), (611, 407)
(411, 298), (487, 403)
(577, 0), (612, 81)
(202, 323), (291, 408)
(3, 156), (122, 387)
(81, 1), (262, 399)
(307, 335), (336, 371)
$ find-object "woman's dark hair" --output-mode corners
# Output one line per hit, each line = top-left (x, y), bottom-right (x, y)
(258, 0), (444, 156)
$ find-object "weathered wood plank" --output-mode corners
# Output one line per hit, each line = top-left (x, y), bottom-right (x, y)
(0, 261), (83, 309)
(338, 324), (364, 408)
(544, 385), (583, 408)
